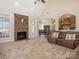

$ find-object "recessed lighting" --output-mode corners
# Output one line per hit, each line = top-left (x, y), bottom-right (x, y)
(14, 1), (19, 6)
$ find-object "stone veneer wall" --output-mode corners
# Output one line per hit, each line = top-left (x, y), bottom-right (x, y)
(14, 14), (28, 40)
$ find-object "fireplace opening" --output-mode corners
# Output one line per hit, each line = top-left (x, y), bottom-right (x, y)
(17, 32), (28, 40)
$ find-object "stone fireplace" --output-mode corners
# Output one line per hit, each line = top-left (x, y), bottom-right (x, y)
(14, 14), (28, 41)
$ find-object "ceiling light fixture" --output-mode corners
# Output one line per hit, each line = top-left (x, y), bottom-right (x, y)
(34, 0), (46, 4)
(14, 1), (19, 6)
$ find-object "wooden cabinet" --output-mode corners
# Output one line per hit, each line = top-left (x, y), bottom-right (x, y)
(59, 14), (76, 30)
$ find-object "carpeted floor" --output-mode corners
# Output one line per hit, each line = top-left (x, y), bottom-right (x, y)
(0, 39), (76, 59)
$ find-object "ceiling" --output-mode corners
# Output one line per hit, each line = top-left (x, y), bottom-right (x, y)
(0, 0), (47, 17)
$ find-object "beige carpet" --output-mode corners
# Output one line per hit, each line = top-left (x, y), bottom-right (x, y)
(0, 39), (76, 59)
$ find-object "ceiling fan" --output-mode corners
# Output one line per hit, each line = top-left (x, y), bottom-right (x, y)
(34, 0), (46, 4)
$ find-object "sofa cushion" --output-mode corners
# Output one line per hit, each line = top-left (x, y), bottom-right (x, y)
(65, 34), (76, 40)
(52, 32), (59, 38)
(65, 34), (69, 39)
(58, 32), (66, 39)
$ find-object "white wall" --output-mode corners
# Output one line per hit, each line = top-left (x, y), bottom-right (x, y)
(40, 0), (79, 30)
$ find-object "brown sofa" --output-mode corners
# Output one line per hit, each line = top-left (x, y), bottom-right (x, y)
(47, 30), (79, 49)
(47, 30), (79, 59)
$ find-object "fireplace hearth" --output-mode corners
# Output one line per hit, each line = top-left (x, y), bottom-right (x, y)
(17, 32), (28, 40)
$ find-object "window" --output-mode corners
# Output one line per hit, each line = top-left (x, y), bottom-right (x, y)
(0, 16), (9, 38)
